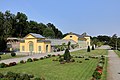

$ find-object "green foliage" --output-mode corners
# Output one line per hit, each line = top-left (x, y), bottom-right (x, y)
(0, 11), (63, 51)
(92, 45), (95, 50)
(33, 58), (39, 61)
(20, 60), (25, 63)
(0, 71), (37, 80)
(63, 48), (71, 62)
(92, 70), (101, 79)
(67, 41), (71, 50)
(59, 57), (64, 62)
(87, 46), (90, 52)
(0, 63), (6, 68)
(11, 52), (16, 57)
(43, 28), (55, 38)
(0, 38), (7, 51)
(0, 73), (4, 78)
(27, 58), (33, 62)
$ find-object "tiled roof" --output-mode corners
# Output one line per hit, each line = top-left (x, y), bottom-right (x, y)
(69, 32), (90, 37)
(37, 40), (51, 43)
(46, 39), (77, 46)
(29, 33), (45, 38)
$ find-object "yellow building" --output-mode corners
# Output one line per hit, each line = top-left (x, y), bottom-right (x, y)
(20, 33), (51, 53)
(63, 32), (90, 47)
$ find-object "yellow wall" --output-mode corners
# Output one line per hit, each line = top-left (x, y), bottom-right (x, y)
(20, 34), (51, 53)
(63, 34), (91, 47)
(63, 35), (79, 42)
(84, 37), (90, 46)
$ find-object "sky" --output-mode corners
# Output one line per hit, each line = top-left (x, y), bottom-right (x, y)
(0, 0), (120, 37)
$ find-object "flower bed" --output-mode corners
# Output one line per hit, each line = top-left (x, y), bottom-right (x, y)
(92, 55), (105, 80)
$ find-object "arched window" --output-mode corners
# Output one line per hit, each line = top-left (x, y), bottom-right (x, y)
(29, 41), (34, 52)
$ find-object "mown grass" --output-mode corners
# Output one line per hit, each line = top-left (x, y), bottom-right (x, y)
(101, 50), (108, 80)
(0, 49), (108, 80)
(0, 54), (25, 60)
(71, 49), (108, 56)
(114, 50), (120, 57)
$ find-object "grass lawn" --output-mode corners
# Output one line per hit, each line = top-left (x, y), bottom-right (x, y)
(0, 53), (25, 60)
(114, 50), (120, 57)
(0, 49), (108, 80)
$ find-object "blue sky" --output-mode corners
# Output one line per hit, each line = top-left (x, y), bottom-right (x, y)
(0, 0), (120, 36)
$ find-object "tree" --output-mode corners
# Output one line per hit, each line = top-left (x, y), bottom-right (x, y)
(87, 46), (90, 52)
(43, 28), (55, 38)
(67, 41), (71, 50)
(63, 48), (71, 62)
(109, 34), (117, 49)
(92, 45), (95, 50)
(15, 12), (28, 37)
(47, 23), (63, 38)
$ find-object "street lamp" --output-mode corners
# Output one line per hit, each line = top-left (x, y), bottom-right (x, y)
(116, 36), (117, 50)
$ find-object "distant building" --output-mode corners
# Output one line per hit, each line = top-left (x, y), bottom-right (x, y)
(7, 37), (20, 51)
(20, 33), (51, 53)
(63, 32), (90, 48)
(8, 32), (90, 54)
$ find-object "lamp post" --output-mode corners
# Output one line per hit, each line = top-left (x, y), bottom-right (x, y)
(116, 36), (117, 50)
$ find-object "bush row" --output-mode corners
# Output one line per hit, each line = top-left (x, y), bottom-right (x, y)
(0, 62), (17, 68)
(0, 71), (45, 80)
(92, 55), (105, 80)
(0, 54), (60, 68)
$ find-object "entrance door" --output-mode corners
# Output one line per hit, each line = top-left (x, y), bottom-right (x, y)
(46, 45), (48, 53)
(29, 41), (34, 52)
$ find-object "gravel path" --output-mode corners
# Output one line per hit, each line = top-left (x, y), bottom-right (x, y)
(107, 50), (120, 80)
(0, 48), (86, 64)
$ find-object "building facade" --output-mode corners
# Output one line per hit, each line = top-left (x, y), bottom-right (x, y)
(63, 32), (91, 48)
(20, 33), (51, 53)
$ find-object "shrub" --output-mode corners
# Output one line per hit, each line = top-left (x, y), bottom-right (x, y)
(70, 59), (75, 62)
(59, 55), (63, 58)
(77, 61), (82, 63)
(9, 62), (17, 66)
(28, 74), (34, 78)
(34, 77), (45, 80)
(52, 58), (58, 61)
(59, 57), (64, 62)
(87, 46), (90, 52)
(78, 56), (84, 58)
(11, 52), (16, 57)
(0, 71), (38, 80)
(34, 77), (41, 80)
(52, 54), (56, 57)
(75, 56), (78, 58)
(20, 74), (30, 80)
(27, 58), (33, 62)
(0, 56), (1, 59)
(20, 60), (25, 64)
(92, 45), (95, 50)
(47, 54), (51, 57)
(92, 70), (101, 79)
(0, 63), (6, 68)
(40, 57), (44, 60)
(85, 58), (89, 60)
(44, 56), (49, 58)
(0, 73), (4, 78)
(5, 71), (18, 79)
(63, 48), (71, 62)
(33, 58), (39, 61)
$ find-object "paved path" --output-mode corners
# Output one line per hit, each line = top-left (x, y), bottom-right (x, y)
(107, 50), (120, 80)
(0, 48), (86, 64)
